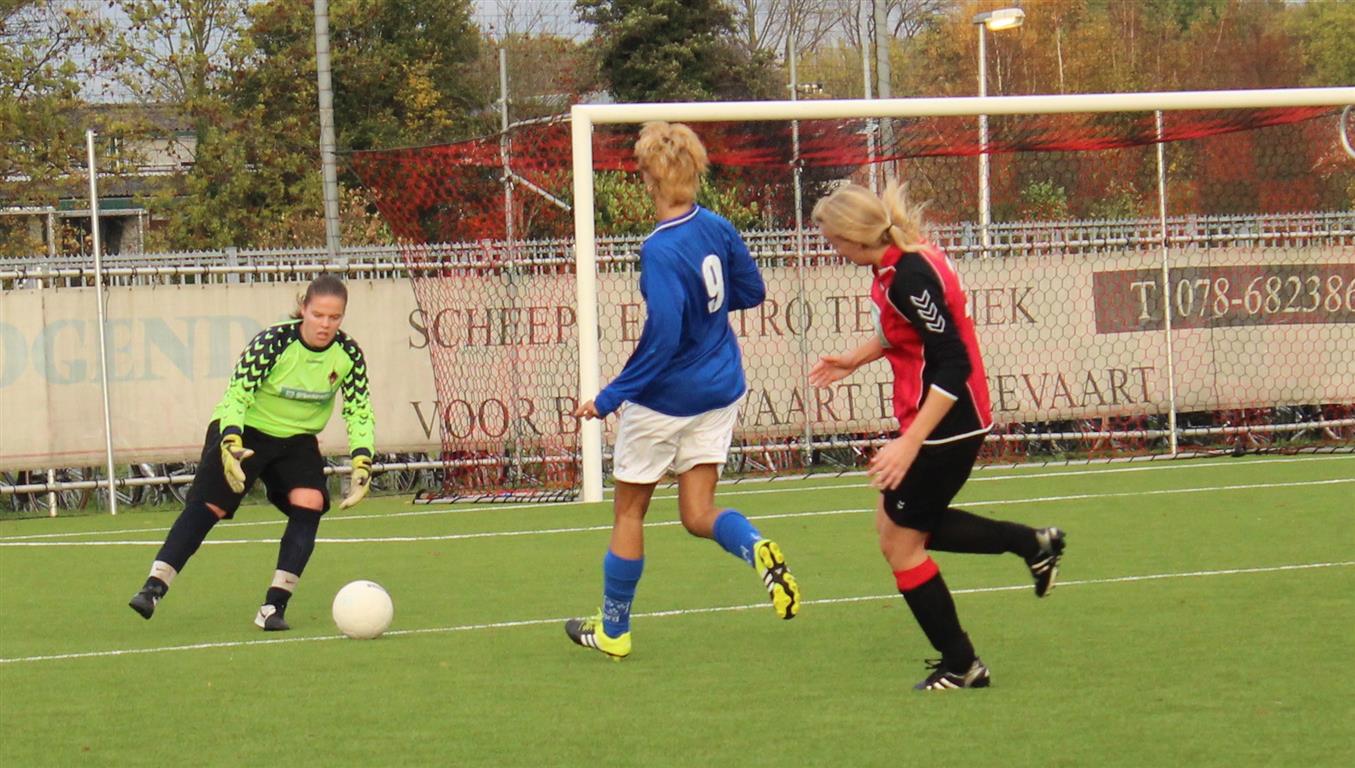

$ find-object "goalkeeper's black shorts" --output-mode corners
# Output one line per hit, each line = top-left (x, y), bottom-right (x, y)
(185, 420), (330, 518)
(880, 433), (985, 532)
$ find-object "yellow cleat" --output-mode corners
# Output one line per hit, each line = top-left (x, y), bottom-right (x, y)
(564, 612), (631, 660)
(754, 539), (801, 620)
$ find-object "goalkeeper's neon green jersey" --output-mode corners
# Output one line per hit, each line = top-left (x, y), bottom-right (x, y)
(211, 320), (375, 457)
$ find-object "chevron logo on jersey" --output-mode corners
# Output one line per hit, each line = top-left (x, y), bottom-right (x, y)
(909, 290), (946, 333)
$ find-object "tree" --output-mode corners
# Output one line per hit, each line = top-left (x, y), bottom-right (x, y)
(233, 0), (484, 151)
(136, 0), (485, 249)
(460, 32), (601, 128)
(575, 0), (780, 102)
(0, 2), (111, 193)
(105, 1), (248, 166)
(1290, 0), (1355, 87)
(729, 0), (838, 60)
(0, 2), (118, 255)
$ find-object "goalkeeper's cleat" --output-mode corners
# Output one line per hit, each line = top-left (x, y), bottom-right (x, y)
(564, 612), (631, 660)
(913, 658), (991, 691)
(128, 584), (165, 620)
(1026, 527), (1067, 598)
(253, 604), (290, 632)
(753, 539), (800, 620)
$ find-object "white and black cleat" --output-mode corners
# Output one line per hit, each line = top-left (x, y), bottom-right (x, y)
(253, 604), (290, 632)
(1027, 527), (1067, 598)
(914, 658), (991, 691)
(128, 586), (163, 620)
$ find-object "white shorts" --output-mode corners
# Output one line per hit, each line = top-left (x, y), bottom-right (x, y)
(611, 400), (742, 484)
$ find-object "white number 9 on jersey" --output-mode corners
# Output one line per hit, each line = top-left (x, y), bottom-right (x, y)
(701, 254), (725, 313)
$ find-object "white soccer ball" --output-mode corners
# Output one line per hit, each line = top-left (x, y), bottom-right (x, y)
(332, 580), (394, 640)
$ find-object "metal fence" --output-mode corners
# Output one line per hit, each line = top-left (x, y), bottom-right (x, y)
(3, 210), (1353, 513)
(4, 211), (1351, 287)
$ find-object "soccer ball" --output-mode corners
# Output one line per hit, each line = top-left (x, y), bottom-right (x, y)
(332, 580), (394, 640)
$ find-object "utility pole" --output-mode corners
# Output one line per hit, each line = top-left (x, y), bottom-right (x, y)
(314, 0), (342, 262)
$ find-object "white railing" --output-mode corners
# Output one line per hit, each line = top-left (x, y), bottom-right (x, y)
(3, 211), (1351, 287)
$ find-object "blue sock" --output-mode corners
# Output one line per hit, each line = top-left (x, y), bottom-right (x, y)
(712, 509), (763, 566)
(601, 550), (644, 638)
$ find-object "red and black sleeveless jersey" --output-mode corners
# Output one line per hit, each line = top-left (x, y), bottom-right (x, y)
(871, 244), (993, 443)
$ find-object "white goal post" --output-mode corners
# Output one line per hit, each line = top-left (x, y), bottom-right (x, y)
(570, 87), (1355, 502)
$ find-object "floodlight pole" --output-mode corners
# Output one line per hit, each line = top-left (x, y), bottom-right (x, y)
(972, 7), (1025, 257)
(861, 2), (877, 191)
(500, 46), (514, 245)
(873, 0), (893, 175)
(86, 130), (119, 516)
(314, 0), (343, 262)
(789, 31), (815, 466)
(976, 23), (990, 257)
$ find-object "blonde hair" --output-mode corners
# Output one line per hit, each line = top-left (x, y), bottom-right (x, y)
(635, 121), (709, 205)
(810, 180), (927, 251)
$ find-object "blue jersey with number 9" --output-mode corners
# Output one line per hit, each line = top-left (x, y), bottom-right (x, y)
(592, 205), (766, 417)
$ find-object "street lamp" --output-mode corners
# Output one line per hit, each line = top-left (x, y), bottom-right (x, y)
(972, 7), (1025, 257)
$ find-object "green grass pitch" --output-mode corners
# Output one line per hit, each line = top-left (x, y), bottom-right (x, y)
(2, 454), (1352, 767)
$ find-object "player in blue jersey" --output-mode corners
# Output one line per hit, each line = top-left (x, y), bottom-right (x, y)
(565, 122), (801, 659)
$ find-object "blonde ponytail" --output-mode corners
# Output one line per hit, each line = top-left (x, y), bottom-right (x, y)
(811, 179), (929, 251)
(880, 180), (927, 251)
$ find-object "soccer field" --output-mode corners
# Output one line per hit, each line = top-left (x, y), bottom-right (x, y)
(1, 454), (1352, 767)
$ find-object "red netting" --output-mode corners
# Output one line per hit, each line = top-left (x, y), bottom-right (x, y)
(349, 105), (1354, 498)
(351, 106), (1342, 242)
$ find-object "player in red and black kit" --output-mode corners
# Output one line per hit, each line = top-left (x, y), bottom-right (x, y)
(810, 181), (1066, 691)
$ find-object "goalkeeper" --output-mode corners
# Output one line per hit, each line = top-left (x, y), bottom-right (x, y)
(128, 275), (375, 631)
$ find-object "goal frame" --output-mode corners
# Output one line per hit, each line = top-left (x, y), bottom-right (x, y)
(570, 87), (1355, 502)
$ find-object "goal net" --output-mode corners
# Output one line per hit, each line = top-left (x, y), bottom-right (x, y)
(351, 89), (1355, 503)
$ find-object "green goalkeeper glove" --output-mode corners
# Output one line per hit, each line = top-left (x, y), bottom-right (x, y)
(219, 433), (254, 494)
(339, 454), (372, 510)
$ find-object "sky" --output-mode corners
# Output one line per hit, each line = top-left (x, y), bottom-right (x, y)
(472, 0), (590, 40)
(58, 0), (593, 101)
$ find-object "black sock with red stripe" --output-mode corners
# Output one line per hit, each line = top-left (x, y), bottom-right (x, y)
(927, 508), (1039, 559)
(895, 557), (975, 674)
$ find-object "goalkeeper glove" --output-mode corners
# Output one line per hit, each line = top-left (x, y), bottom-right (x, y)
(219, 433), (254, 494)
(339, 454), (372, 510)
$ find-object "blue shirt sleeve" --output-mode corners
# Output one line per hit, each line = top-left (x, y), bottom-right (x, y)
(594, 252), (686, 417)
(725, 225), (765, 311)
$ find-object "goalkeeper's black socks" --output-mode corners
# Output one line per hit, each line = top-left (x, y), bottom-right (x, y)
(156, 500), (222, 571)
(142, 576), (168, 597)
(264, 568), (302, 614)
(264, 587), (292, 614)
(927, 508), (1041, 559)
(896, 557), (976, 674)
(276, 508), (321, 576)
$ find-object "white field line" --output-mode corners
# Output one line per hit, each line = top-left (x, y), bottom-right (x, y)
(1, 453), (1351, 542)
(2, 476), (1350, 548)
(1, 560), (1349, 666)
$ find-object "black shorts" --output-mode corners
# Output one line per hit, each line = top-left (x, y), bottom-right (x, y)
(881, 434), (984, 532)
(185, 421), (330, 518)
